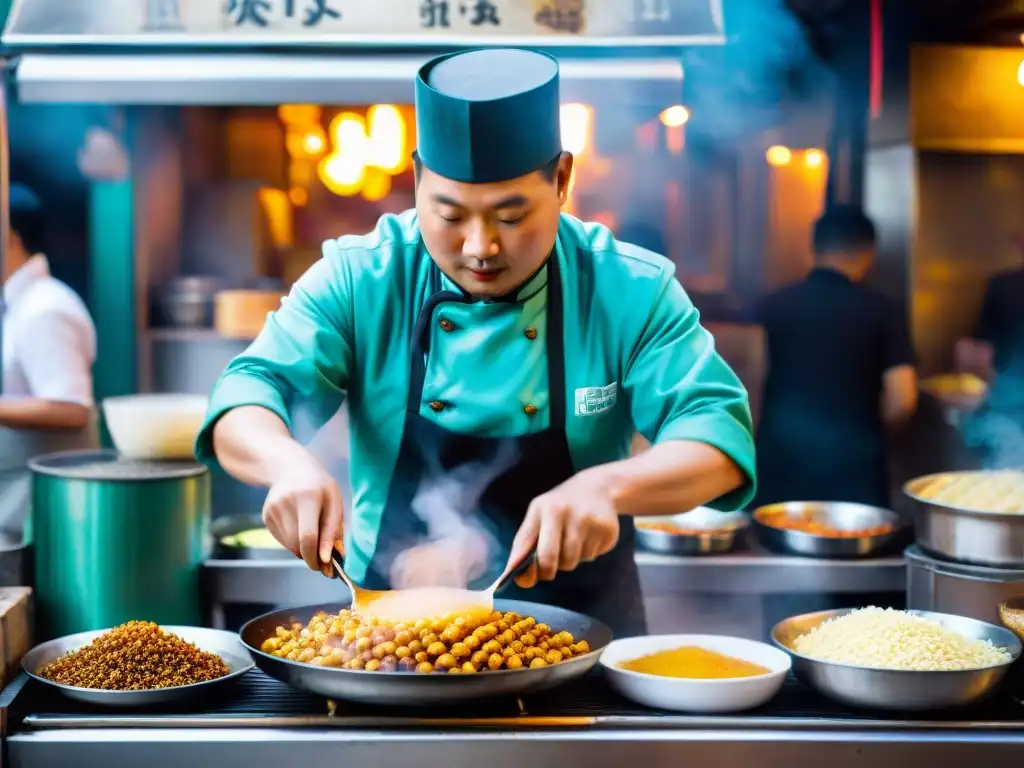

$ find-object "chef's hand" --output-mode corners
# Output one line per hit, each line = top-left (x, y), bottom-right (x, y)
(262, 449), (344, 577)
(508, 469), (620, 588)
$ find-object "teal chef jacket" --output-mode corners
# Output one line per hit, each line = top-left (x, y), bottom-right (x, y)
(195, 211), (757, 581)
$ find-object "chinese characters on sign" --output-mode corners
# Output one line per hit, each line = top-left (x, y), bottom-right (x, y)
(226, 0), (342, 27)
(208, 0), (717, 37)
(419, 0), (501, 29)
(628, 0), (671, 23)
(145, 0), (185, 30)
(533, 0), (584, 34)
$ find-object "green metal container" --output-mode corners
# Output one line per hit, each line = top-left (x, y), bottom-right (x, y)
(29, 449), (211, 640)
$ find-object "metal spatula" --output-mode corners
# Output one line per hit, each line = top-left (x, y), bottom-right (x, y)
(330, 544), (536, 620)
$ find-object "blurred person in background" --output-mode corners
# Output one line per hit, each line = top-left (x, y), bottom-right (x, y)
(0, 184), (98, 540)
(754, 205), (918, 510)
(955, 237), (1024, 468)
(754, 205), (918, 634)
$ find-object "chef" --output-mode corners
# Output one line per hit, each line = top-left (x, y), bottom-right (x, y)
(0, 184), (99, 540)
(195, 48), (756, 636)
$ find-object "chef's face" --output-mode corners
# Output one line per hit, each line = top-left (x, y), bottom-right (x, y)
(416, 153), (574, 297)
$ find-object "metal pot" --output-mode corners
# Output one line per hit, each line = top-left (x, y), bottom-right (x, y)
(153, 275), (222, 328)
(29, 450), (211, 640)
(905, 545), (1024, 626)
(904, 472), (1024, 567)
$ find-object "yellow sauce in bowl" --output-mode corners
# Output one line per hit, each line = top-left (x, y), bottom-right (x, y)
(619, 646), (771, 679)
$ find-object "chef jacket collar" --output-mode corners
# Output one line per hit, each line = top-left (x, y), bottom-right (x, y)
(4, 254), (50, 307)
(437, 256), (550, 304)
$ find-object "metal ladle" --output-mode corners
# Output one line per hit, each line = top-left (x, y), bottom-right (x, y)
(330, 544), (536, 618)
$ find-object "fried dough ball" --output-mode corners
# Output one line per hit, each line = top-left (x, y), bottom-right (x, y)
(268, 606), (589, 673)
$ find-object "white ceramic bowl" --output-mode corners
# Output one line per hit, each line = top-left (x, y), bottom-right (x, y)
(102, 394), (209, 460)
(600, 634), (791, 713)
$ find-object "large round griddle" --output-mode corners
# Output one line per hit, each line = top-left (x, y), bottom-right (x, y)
(240, 599), (612, 706)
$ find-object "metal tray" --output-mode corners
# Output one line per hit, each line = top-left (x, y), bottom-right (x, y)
(905, 471), (1024, 568)
(240, 599), (613, 706)
(634, 510), (749, 555)
(22, 626), (255, 707)
(212, 514), (293, 560)
(772, 608), (1021, 711)
(752, 502), (904, 559)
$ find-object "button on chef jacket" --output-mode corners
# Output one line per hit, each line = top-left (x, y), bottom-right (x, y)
(195, 211), (757, 583)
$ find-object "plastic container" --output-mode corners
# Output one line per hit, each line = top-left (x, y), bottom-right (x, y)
(102, 394), (209, 460)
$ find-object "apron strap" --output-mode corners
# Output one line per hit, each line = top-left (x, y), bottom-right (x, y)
(545, 255), (566, 427)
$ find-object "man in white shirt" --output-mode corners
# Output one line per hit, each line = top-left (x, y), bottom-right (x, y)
(0, 185), (98, 539)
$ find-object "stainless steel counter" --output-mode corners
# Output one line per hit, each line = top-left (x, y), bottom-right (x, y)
(635, 551), (905, 596)
(202, 550), (907, 625)
(8, 727), (1024, 767)
(4, 668), (1022, 768)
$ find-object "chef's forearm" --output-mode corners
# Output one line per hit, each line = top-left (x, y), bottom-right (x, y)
(212, 405), (309, 488)
(591, 441), (745, 517)
(0, 398), (91, 430)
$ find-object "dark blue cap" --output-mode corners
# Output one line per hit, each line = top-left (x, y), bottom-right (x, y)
(415, 48), (562, 183)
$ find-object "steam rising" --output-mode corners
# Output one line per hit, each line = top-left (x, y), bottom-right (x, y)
(684, 0), (824, 141)
(389, 441), (520, 591)
(962, 377), (1024, 470)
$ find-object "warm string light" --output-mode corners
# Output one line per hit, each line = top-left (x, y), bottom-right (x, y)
(766, 145), (792, 166)
(304, 102), (605, 202)
(318, 106), (409, 199)
(279, 104), (326, 207)
(659, 105), (689, 127)
(560, 102), (594, 215)
(766, 147), (828, 170)
(804, 149), (825, 169)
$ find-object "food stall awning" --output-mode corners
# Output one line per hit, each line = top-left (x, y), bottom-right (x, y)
(1, 0), (726, 105)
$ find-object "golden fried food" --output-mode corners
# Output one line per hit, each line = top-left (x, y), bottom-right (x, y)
(262, 609), (592, 673)
(38, 621), (230, 690)
(755, 508), (893, 538)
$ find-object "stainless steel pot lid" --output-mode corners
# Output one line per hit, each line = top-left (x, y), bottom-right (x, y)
(28, 449), (208, 481)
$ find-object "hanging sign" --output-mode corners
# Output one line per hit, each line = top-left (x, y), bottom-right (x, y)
(4, 0), (725, 42)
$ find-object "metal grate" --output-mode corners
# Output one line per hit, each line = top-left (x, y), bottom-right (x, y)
(8, 670), (1024, 729)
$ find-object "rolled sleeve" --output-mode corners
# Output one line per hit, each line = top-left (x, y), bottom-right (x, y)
(623, 277), (757, 510)
(194, 242), (354, 466)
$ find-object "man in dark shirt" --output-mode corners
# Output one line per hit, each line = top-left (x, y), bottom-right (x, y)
(755, 205), (918, 509)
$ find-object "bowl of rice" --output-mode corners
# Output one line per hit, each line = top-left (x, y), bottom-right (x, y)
(771, 607), (1021, 711)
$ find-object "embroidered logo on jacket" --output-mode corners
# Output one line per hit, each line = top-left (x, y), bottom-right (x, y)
(574, 382), (618, 416)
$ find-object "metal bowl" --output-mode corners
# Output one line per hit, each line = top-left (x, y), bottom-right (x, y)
(212, 514), (293, 560)
(753, 501), (903, 559)
(635, 510), (749, 555)
(240, 600), (612, 706)
(905, 471), (1024, 568)
(22, 625), (255, 706)
(771, 608), (1021, 711)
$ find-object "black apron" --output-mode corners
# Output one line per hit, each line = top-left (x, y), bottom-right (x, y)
(362, 257), (646, 638)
